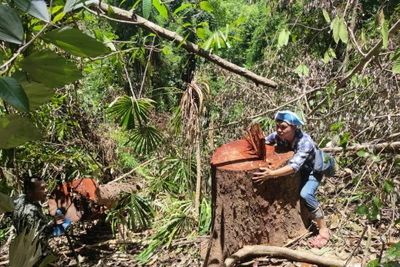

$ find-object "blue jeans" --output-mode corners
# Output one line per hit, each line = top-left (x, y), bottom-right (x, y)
(300, 169), (324, 218)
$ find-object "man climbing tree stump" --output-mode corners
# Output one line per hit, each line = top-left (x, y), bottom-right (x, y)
(204, 124), (309, 267)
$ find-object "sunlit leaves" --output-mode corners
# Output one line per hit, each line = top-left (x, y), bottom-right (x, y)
(323, 47), (336, 63)
(142, 0), (152, 19)
(41, 26), (110, 58)
(322, 9), (330, 23)
(331, 16), (348, 44)
(173, 3), (192, 15)
(152, 0), (168, 20)
(108, 96), (155, 130)
(0, 114), (41, 149)
(0, 4), (24, 44)
(294, 63), (309, 77)
(19, 50), (83, 88)
(278, 28), (290, 48)
(199, 1), (213, 12)
(64, 0), (99, 13)
(14, 0), (50, 22)
(9, 226), (42, 267)
(0, 77), (29, 112)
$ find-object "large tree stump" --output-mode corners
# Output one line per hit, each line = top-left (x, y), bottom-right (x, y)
(204, 127), (309, 266)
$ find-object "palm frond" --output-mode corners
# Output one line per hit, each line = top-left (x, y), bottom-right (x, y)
(127, 125), (163, 155)
(107, 96), (155, 130)
(106, 192), (155, 234)
(9, 226), (41, 267)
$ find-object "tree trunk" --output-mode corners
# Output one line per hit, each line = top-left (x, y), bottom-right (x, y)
(204, 138), (310, 267)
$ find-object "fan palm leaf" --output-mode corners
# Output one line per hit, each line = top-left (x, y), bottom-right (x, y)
(108, 96), (155, 130)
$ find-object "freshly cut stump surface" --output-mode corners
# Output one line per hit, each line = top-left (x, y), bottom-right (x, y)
(205, 139), (309, 267)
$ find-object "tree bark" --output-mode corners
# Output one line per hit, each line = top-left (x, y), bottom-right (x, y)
(204, 138), (310, 267)
(91, 2), (277, 88)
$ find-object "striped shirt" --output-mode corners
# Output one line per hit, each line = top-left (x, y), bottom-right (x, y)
(265, 128), (316, 172)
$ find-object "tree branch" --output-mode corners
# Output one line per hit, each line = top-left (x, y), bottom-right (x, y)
(322, 141), (400, 154)
(224, 245), (357, 267)
(91, 2), (277, 88)
(337, 19), (400, 89)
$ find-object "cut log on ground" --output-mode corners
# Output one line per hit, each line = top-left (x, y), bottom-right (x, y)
(203, 125), (310, 266)
(224, 245), (356, 267)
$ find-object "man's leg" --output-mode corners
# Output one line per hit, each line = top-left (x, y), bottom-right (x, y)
(300, 172), (330, 248)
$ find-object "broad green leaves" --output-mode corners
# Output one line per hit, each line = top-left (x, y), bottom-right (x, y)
(19, 50), (83, 88)
(278, 28), (290, 48)
(331, 16), (348, 44)
(322, 9), (330, 23)
(14, 0), (50, 22)
(143, 0), (152, 19)
(324, 47), (337, 63)
(0, 114), (41, 149)
(0, 77), (29, 112)
(0, 4), (24, 44)
(21, 81), (54, 110)
(295, 63), (309, 77)
(64, 0), (99, 13)
(153, 0), (168, 20)
(199, 1), (213, 12)
(41, 26), (110, 57)
(0, 192), (14, 213)
(392, 51), (400, 74)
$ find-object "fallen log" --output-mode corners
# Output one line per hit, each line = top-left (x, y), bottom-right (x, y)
(224, 245), (355, 267)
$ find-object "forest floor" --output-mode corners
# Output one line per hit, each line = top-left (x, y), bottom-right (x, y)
(48, 171), (399, 267)
(1, 171), (399, 266)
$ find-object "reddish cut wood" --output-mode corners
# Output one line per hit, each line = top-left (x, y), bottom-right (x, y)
(205, 139), (309, 267)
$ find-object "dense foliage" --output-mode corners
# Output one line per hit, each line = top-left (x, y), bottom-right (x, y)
(0, 0), (399, 265)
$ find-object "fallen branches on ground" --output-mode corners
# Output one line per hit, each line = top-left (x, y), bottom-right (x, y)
(224, 245), (356, 267)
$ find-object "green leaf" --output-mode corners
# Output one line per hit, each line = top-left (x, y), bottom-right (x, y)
(370, 155), (381, 162)
(41, 26), (109, 58)
(357, 150), (368, 157)
(199, 1), (213, 12)
(19, 50), (83, 88)
(322, 9), (330, 23)
(339, 17), (348, 44)
(14, 0), (50, 22)
(0, 192), (14, 213)
(64, 0), (99, 13)
(373, 197), (383, 208)
(196, 27), (206, 40)
(393, 59), (400, 74)
(323, 51), (330, 63)
(355, 204), (368, 215)
(331, 16), (340, 44)
(152, 0), (168, 20)
(21, 81), (54, 110)
(381, 17), (388, 48)
(129, 125), (163, 154)
(0, 4), (24, 44)
(142, 0), (152, 19)
(0, 114), (42, 149)
(278, 28), (290, 48)
(294, 63), (308, 77)
(173, 3), (192, 15)
(0, 77), (29, 112)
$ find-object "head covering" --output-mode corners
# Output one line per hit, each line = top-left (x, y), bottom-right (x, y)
(274, 110), (304, 126)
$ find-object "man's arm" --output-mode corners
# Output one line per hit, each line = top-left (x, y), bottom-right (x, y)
(252, 165), (295, 183)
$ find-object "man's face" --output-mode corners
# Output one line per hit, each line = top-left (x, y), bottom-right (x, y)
(275, 120), (296, 140)
(30, 181), (48, 203)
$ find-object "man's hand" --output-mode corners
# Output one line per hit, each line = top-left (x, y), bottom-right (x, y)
(252, 167), (275, 183)
(54, 213), (65, 225)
